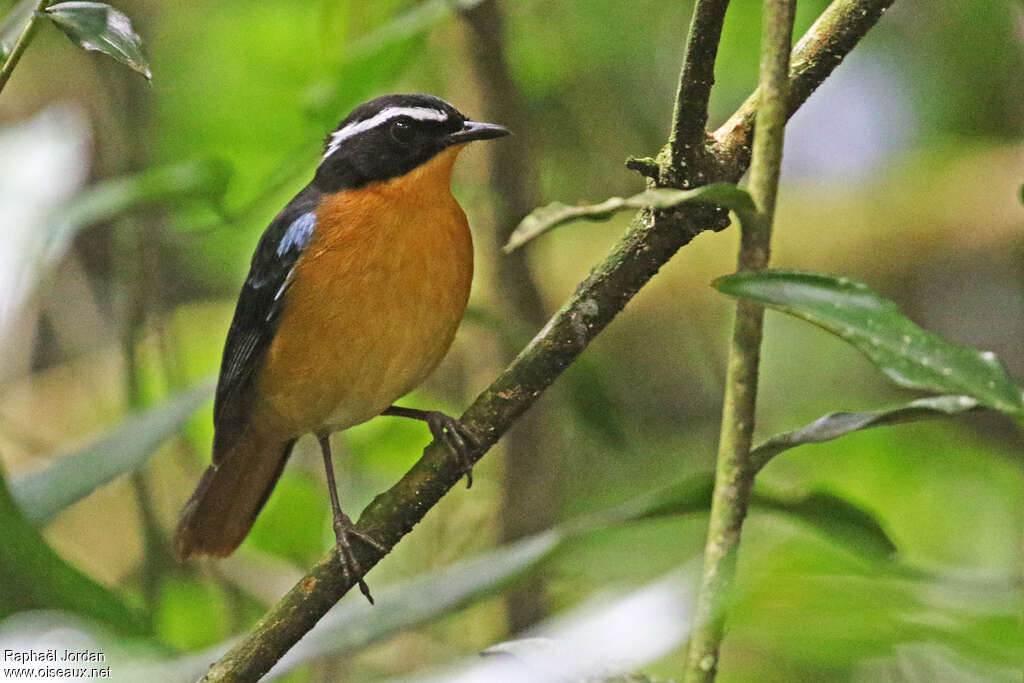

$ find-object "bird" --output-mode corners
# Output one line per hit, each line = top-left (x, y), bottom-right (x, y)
(174, 93), (509, 602)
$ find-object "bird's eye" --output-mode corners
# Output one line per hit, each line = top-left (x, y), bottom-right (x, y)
(390, 118), (416, 144)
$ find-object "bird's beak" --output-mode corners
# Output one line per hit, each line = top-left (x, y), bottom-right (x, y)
(445, 120), (510, 146)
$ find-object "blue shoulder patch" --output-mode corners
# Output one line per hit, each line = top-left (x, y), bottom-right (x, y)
(276, 212), (316, 257)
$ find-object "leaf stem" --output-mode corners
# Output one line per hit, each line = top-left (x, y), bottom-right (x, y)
(682, 1), (796, 681)
(0, 0), (50, 96)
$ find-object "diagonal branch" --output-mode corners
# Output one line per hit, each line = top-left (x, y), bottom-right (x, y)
(713, 0), (896, 177)
(199, 1), (897, 679)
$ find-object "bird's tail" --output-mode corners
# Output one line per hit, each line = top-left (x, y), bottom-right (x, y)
(174, 424), (296, 560)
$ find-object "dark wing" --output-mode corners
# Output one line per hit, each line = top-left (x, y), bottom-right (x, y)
(211, 183), (322, 458)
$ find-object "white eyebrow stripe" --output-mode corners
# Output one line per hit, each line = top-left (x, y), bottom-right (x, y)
(323, 106), (449, 159)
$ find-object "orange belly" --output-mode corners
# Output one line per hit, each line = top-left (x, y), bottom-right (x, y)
(252, 147), (473, 436)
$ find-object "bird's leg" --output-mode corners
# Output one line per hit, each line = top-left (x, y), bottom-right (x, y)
(382, 406), (478, 488)
(317, 433), (385, 604)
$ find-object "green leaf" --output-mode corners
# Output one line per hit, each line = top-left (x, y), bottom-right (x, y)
(749, 395), (981, 473)
(714, 270), (1024, 416)
(505, 182), (755, 253)
(0, 0), (36, 56)
(573, 471), (894, 558)
(624, 473), (717, 524)
(44, 1), (151, 79)
(752, 490), (897, 559)
(0, 472), (148, 633)
(46, 159), (232, 263)
(637, 473), (896, 559)
(10, 381), (213, 525)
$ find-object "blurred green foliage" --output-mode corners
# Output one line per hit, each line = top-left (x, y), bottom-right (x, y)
(0, 473), (148, 633)
(0, 0), (1021, 681)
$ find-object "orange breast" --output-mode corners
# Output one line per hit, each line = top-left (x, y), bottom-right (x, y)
(253, 147), (473, 436)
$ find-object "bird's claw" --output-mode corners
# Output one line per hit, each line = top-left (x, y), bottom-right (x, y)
(423, 411), (478, 489)
(332, 520), (383, 604)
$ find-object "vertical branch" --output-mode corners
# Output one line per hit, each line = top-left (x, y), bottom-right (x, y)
(668, 0), (732, 177)
(459, 0), (556, 631)
(0, 0), (50, 95)
(682, 1), (796, 682)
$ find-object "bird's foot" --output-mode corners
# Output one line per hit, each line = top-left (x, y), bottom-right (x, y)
(421, 410), (479, 489)
(383, 406), (479, 488)
(331, 516), (385, 605)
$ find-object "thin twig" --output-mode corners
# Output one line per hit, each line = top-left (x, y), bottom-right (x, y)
(682, 1), (796, 681)
(199, 1), (895, 679)
(0, 0), (50, 95)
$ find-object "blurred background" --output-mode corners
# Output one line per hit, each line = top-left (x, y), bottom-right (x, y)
(0, 0), (1021, 681)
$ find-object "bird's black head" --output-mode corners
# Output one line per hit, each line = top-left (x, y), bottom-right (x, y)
(313, 93), (509, 193)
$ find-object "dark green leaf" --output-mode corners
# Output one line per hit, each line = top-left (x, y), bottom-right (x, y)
(753, 490), (897, 559)
(625, 473), (717, 524)
(0, 472), (148, 633)
(627, 472), (895, 558)
(714, 270), (1024, 416)
(44, 1), (151, 79)
(580, 472), (895, 558)
(10, 381), (213, 524)
(505, 183), (755, 252)
(749, 395), (981, 473)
